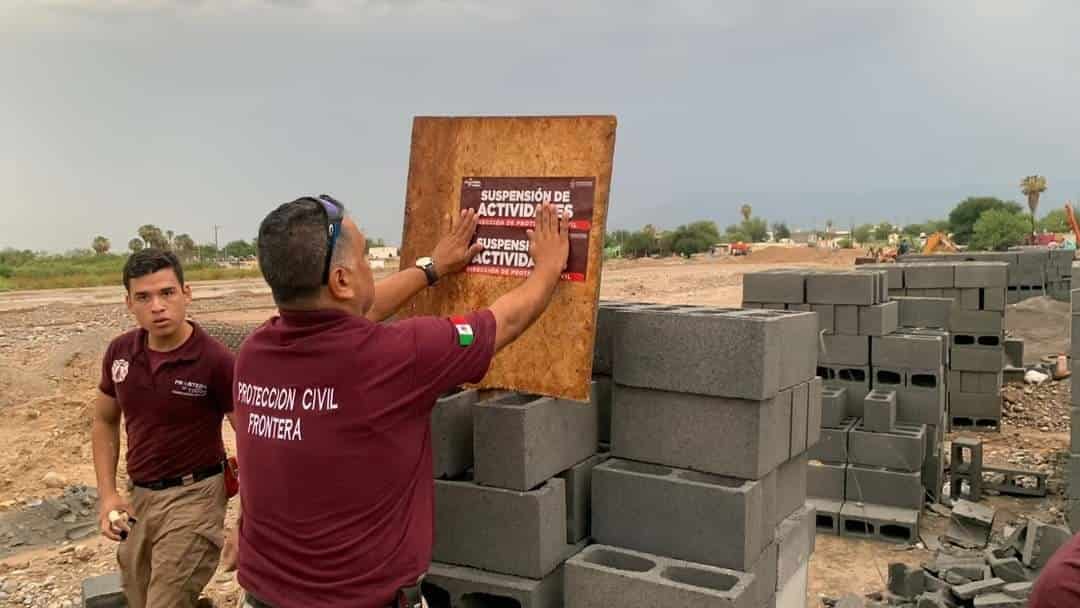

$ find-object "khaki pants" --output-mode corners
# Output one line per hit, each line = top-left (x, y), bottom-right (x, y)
(117, 474), (228, 608)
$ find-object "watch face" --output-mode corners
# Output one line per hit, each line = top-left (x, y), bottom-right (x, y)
(416, 257), (432, 267)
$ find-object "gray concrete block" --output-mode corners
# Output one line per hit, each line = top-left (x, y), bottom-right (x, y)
(1074, 288), (1080, 313)
(787, 303), (812, 312)
(872, 333), (945, 368)
(743, 270), (807, 304)
(808, 417), (857, 464)
(950, 346), (1004, 372)
(825, 366), (871, 417)
(821, 387), (848, 428)
(819, 334), (870, 366)
(776, 454), (808, 523)
(905, 264), (955, 289)
(959, 372), (1002, 394)
(950, 310), (1005, 335)
(955, 262), (1009, 288)
(591, 459), (768, 571)
(845, 464), (923, 509)
(896, 370), (946, 426)
(762, 302), (787, 310)
(82, 573), (125, 608)
(808, 497), (843, 535)
(775, 505), (814, 592)
(1072, 407), (1080, 452)
(593, 301), (634, 375)
(960, 288), (981, 311)
(950, 391), (1002, 420)
(592, 375), (613, 445)
(806, 272), (878, 305)
(474, 393), (598, 491)
(424, 562), (564, 608)
(895, 296), (953, 330)
(839, 502), (920, 544)
(909, 288), (945, 297)
(988, 557), (1027, 584)
(1007, 288), (1021, 304)
(807, 461), (846, 501)
(564, 545), (757, 608)
(1001, 581), (1033, 600)
(558, 452), (610, 543)
(848, 422), (926, 472)
(611, 384), (790, 480)
(863, 389), (897, 433)
(856, 263), (903, 290)
(812, 304), (836, 334)
(942, 288), (961, 302)
(859, 301), (899, 336)
(790, 381), (809, 458)
(889, 288), (906, 298)
(835, 304), (860, 335)
(808, 376), (823, 448)
(1022, 520), (1073, 569)
(984, 288), (1006, 312)
(952, 578), (1005, 600)
(972, 593), (1024, 607)
(613, 307), (818, 400)
(432, 388), (481, 479)
(434, 478), (576, 578)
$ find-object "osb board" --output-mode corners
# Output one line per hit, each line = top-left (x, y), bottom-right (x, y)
(398, 116), (617, 401)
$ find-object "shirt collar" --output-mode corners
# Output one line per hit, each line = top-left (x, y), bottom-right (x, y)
(133, 320), (205, 363)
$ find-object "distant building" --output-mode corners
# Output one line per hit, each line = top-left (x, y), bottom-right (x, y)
(368, 246), (399, 260)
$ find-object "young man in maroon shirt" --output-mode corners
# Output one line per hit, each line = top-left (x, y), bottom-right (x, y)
(1030, 530), (1080, 607)
(231, 195), (569, 608)
(92, 248), (237, 608)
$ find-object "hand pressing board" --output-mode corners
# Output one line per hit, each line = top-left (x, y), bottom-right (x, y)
(397, 115), (617, 401)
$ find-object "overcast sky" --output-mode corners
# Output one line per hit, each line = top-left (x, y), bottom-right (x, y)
(4, 0), (1080, 252)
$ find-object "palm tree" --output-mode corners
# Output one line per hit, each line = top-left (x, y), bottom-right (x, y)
(91, 236), (110, 255)
(740, 204), (752, 222)
(1021, 175), (1047, 234)
(128, 238), (144, 254)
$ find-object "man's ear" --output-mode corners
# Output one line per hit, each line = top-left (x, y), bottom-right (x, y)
(327, 266), (355, 301)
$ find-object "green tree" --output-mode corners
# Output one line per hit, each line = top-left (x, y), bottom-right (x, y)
(128, 238), (144, 254)
(852, 224), (874, 244)
(873, 222), (895, 242)
(165, 230), (175, 250)
(663, 221), (721, 258)
(622, 231), (655, 258)
(173, 234), (197, 260)
(91, 236), (110, 255)
(970, 208), (1030, 251)
(771, 222), (792, 240)
(1021, 175), (1048, 234)
(947, 197), (1023, 245)
(137, 224), (168, 249)
(1039, 209), (1069, 233)
(837, 238), (853, 249)
(197, 244), (219, 261)
(741, 217), (768, 242)
(740, 204), (752, 222)
(223, 240), (256, 259)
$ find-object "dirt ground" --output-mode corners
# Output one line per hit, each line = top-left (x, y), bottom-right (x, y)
(0, 247), (1071, 607)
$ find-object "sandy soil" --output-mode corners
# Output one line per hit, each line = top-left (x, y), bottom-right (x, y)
(0, 247), (1070, 608)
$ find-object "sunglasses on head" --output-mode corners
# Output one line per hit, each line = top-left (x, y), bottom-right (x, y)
(298, 194), (345, 285)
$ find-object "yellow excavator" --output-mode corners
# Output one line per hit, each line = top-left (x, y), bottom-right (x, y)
(922, 232), (959, 254)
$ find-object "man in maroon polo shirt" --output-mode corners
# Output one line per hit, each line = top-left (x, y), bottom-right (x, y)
(232, 195), (569, 608)
(92, 248), (236, 607)
(1030, 530), (1080, 607)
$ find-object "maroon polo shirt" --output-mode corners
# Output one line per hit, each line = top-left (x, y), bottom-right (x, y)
(234, 308), (496, 608)
(1030, 530), (1080, 608)
(98, 321), (235, 483)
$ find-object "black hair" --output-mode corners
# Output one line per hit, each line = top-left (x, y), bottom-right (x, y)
(257, 197), (350, 305)
(123, 248), (184, 292)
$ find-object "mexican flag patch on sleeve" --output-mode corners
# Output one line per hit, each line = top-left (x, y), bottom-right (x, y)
(450, 316), (474, 347)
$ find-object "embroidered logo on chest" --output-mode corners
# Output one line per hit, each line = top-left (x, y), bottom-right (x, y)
(111, 359), (129, 384)
(172, 379), (209, 398)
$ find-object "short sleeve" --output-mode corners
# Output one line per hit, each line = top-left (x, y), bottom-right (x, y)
(98, 341), (116, 398)
(410, 309), (496, 399)
(212, 348), (237, 414)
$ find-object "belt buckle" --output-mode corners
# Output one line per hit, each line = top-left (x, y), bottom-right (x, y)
(181, 473), (196, 486)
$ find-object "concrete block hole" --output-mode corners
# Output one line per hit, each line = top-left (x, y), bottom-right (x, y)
(910, 373), (938, 389)
(844, 519), (874, 536)
(817, 366), (837, 380)
(876, 370), (902, 385)
(659, 566), (740, 592)
(977, 336), (1001, 347)
(954, 335), (976, 345)
(816, 512), (837, 530)
(582, 548), (656, 572)
(492, 393), (542, 407)
(838, 368), (866, 382)
(606, 460), (673, 477)
(880, 524), (913, 541)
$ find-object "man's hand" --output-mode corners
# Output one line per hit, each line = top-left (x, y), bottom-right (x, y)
(526, 203), (570, 275)
(432, 208), (484, 278)
(98, 492), (134, 542)
(221, 525), (239, 572)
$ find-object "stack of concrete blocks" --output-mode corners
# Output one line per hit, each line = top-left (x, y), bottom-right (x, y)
(1070, 289), (1080, 532)
(897, 249), (1073, 303)
(743, 268), (951, 539)
(425, 384), (602, 607)
(575, 304), (820, 608)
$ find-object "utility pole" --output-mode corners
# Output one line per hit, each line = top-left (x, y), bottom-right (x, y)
(212, 225), (221, 250)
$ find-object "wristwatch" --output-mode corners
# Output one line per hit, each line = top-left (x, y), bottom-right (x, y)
(415, 256), (439, 286)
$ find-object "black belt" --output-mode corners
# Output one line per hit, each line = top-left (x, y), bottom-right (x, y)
(245, 583), (424, 608)
(133, 461), (225, 491)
